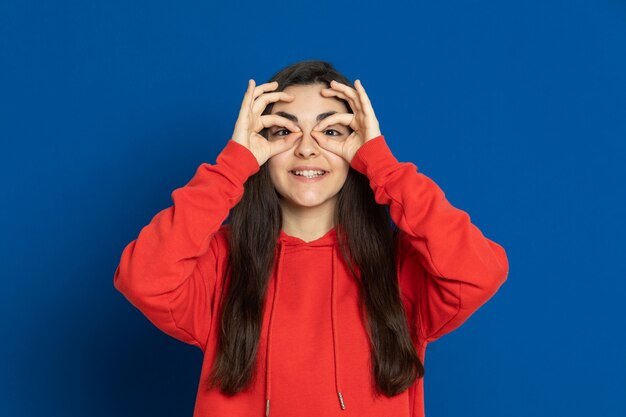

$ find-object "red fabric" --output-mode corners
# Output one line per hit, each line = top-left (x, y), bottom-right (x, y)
(114, 135), (509, 417)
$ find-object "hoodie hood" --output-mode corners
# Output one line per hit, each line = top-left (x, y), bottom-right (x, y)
(277, 226), (338, 247)
(264, 226), (344, 416)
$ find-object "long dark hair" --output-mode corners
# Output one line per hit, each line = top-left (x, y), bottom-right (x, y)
(207, 60), (424, 397)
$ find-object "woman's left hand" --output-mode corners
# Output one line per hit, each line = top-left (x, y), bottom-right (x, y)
(310, 79), (382, 164)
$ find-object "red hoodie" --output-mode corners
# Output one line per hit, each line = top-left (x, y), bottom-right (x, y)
(114, 135), (509, 417)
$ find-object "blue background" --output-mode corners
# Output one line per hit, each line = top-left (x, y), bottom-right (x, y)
(1, 1), (624, 416)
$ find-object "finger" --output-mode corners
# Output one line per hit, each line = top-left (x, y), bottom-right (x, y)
(269, 131), (302, 155)
(328, 80), (362, 113)
(252, 80), (279, 100)
(321, 88), (361, 113)
(311, 113), (355, 133)
(310, 130), (342, 155)
(241, 79), (255, 111)
(260, 114), (302, 133)
(321, 87), (361, 115)
(354, 79), (374, 117)
(320, 88), (362, 116)
(320, 88), (350, 103)
(252, 91), (295, 115)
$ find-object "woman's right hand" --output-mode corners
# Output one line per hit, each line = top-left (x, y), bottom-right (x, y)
(231, 79), (303, 166)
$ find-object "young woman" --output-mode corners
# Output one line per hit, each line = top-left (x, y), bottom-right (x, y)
(114, 60), (509, 417)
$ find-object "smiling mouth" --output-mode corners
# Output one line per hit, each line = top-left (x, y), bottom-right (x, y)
(289, 170), (329, 179)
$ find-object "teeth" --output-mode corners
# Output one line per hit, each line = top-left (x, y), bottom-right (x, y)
(292, 170), (326, 178)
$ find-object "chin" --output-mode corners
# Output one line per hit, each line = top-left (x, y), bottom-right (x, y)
(289, 198), (327, 208)
(299, 200), (327, 208)
(279, 193), (334, 208)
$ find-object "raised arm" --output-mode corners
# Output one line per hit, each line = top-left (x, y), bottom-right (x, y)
(114, 78), (311, 351)
(350, 135), (509, 345)
(113, 139), (259, 351)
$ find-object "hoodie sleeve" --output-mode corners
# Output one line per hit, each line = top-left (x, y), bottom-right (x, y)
(113, 139), (260, 351)
(350, 135), (509, 345)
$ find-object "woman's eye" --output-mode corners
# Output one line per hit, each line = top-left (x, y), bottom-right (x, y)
(273, 129), (291, 136)
(324, 129), (341, 136)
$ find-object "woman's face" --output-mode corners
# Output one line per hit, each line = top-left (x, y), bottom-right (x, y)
(267, 82), (351, 210)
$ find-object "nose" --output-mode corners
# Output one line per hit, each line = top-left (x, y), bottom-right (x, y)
(293, 129), (321, 158)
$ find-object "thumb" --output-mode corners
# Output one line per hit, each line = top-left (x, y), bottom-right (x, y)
(269, 131), (302, 156)
(310, 130), (341, 155)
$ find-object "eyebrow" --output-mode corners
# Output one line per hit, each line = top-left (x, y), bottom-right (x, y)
(273, 111), (337, 123)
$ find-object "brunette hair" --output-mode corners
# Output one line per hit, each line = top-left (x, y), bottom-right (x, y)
(207, 59), (424, 397)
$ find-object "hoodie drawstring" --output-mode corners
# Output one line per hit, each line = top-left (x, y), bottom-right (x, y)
(331, 244), (346, 410)
(265, 242), (284, 416)
(264, 241), (345, 416)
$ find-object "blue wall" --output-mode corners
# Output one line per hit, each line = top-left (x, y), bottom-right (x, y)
(1, 1), (624, 416)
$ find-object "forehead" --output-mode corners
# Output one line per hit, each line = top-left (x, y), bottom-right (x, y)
(271, 83), (346, 115)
